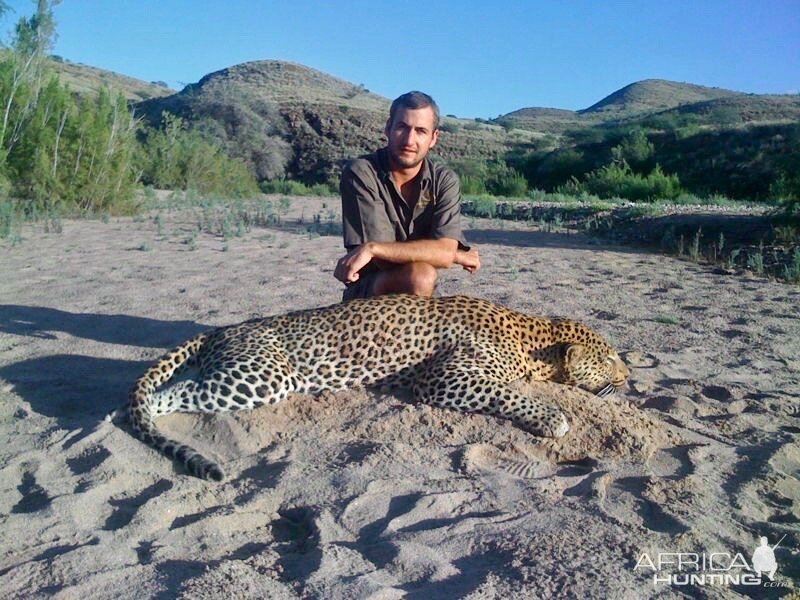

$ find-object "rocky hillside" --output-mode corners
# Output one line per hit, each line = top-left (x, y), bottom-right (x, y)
(134, 60), (540, 183)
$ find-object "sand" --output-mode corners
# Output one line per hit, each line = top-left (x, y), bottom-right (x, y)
(0, 196), (798, 598)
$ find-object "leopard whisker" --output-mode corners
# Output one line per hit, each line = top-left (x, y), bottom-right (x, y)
(596, 384), (616, 398)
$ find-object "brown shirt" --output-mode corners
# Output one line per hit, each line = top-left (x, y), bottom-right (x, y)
(340, 148), (469, 257)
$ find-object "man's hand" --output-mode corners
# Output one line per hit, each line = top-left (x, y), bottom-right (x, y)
(334, 244), (374, 283)
(455, 248), (481, 273)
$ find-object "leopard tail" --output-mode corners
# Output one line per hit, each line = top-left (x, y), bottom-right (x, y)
(127, 332), (225, 481)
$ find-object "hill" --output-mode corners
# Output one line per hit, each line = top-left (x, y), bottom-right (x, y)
(580, 79), (742, 116)
(135, 60), (540, 183)
(49, 56), (175, 101)
(51, 55), (798, 199)
(497, 79), (798, 134)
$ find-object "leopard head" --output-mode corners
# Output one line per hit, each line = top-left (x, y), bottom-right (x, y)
(562, 344), (630, 396)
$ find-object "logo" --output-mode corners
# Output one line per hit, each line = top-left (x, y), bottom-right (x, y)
(634, 535), (788, 588)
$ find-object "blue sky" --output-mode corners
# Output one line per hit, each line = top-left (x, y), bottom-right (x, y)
(2, 0), (798, 118)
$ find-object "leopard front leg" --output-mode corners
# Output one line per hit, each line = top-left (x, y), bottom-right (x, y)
(412, 359), (569, 438)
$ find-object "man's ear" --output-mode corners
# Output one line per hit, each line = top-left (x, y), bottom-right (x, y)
(565, 344), (587, 367)
(384, 118), (392, 139)
(430, 128), (439, 149)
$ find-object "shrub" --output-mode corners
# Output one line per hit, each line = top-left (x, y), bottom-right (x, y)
(466, 195), (497, 218)
(460, 175), (486, 195)
(770, 173), (800, 217)
(484, 161), (528, 197)
(451, 160), (527, 198)
(260, 179), (336, 196)
(534, 148), (591, 189)
(559, 161), (683, 202)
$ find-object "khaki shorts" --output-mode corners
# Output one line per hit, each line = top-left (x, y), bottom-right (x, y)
(341, 271), (380, 302)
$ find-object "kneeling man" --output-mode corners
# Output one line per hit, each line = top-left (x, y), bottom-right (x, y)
(335, 91), (480, 300)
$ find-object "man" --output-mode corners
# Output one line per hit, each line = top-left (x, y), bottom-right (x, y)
(334, 91), (480, 301)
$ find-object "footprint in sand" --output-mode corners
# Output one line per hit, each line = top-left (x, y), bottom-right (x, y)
(463, 443), (554, 479)
(701, 385), (733, 402)
(103, 479), (173, 531)
(599, 476), (689, 535)
(769, 443), (800, 516)
(66, 446), (111, 476)
(11, 469), (52, 514)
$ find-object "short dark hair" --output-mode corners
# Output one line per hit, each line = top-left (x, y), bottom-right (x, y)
(389, 91), (440, 131)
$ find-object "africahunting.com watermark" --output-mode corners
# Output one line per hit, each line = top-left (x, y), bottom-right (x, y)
(634, 535), (791, 588)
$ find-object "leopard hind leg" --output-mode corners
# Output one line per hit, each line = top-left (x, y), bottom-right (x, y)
(131, 332), (300, 481)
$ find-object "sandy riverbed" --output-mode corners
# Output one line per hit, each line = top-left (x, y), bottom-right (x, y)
(1, 196), (798, 598)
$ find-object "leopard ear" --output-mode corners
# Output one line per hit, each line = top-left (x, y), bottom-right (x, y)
(565, 344), (587, 367)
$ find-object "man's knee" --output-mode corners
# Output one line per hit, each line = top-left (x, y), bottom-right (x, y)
(405, 262), (437, 296)
(373, 262), (437, 297)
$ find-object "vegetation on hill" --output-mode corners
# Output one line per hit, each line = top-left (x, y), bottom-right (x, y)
(135, 65), (798, 208)
(495, 80), (800, 206)
(135, 69), (293, 181)
(136, 113), (258, 197)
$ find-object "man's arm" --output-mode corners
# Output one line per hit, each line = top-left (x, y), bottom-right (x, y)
(369, 238), (457, 267)
(335, 238), (457, 284)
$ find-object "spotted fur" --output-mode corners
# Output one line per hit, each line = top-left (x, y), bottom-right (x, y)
(128, 295), (629, 480)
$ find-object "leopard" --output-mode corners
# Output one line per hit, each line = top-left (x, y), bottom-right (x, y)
(128, 294), (629, 481)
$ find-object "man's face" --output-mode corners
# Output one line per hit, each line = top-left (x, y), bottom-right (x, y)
(385, 106), (439, 170)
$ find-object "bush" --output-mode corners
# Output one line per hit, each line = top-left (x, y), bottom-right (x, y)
(466, 195), (497, 218)
(260, 179), (336, 196)
(534, 148), (592, 189)
(460, 175), (486, 195)
(484, 161), (528, 197)
(0, 200), (18, 238)
(770, 174), (800, 217)
(450, 160), (527, 198)
(559, 161), (683, 202)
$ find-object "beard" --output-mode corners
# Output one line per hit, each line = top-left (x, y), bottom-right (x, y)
(388, 147), (425, 170)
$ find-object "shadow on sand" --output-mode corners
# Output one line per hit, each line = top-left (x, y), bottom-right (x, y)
(465, 228), (642, 253)
(0, 306), (210, 427)
(0, 304), (208, 347)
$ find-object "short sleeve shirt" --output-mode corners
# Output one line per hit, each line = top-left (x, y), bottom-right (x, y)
(340, 148), (469, 254)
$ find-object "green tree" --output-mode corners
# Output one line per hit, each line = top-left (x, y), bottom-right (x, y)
(0, 1), (139, 215)
(137, 112), (257, 197)
(611, 128), (655, 173)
